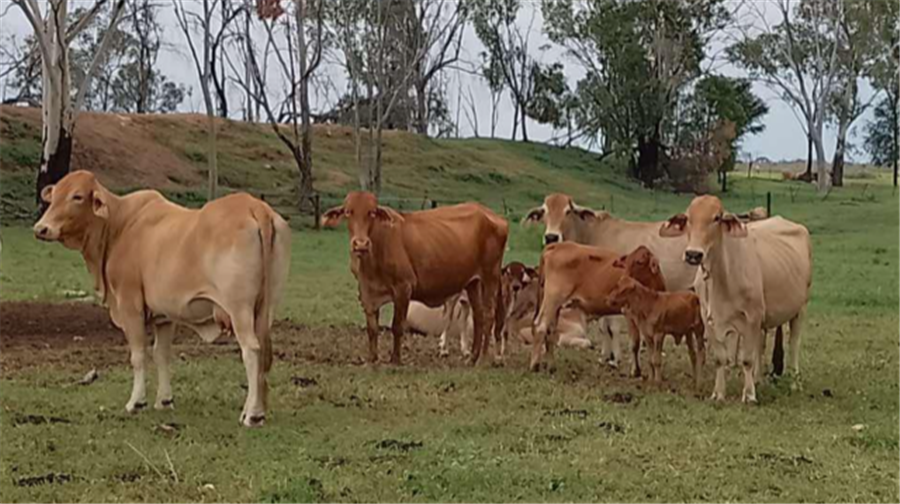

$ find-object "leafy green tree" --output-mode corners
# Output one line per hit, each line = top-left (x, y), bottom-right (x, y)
(544, 0), (729, 187)
(675, 75), (768, 173)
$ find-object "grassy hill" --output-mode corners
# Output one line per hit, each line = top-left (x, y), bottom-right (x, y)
(2, 106), (654, 223)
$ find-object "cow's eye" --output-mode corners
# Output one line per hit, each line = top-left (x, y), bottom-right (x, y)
(72, 194), (84, 202)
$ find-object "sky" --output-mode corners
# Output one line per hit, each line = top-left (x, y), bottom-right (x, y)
(0, 0), (881, 163)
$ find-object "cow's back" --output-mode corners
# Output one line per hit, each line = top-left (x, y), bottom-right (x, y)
(589, 219), (695, 291)
(401, 203), (508, 304)
(748, 217), (812, 328)
(115, 192), (281, 323)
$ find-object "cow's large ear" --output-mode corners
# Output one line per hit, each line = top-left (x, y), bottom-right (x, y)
(660, 213), (688, 237)
(572, 205), (600, 221)
(321, 206), (345, 227)
(373, 206), (396, 224)
(650, 257), (661, 275)
(522, 207), (545, 225)
(719, 213), (748, 238)
(40, 185), (55, 203)
(92, 190), (109, 219)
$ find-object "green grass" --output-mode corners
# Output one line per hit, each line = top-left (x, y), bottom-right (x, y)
(1, 129), (898, 502)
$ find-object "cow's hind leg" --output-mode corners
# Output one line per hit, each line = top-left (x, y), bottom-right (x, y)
(231, 309), (266, 427)
(122, 316), (150, 414)
(788, 310), (804, 376)
(153, 322), (176, 409)
(530, 300), (561, 373)
(465, 280), (485, 365)
(390, 288), (411, 365)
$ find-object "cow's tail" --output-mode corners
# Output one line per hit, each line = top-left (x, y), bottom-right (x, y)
(251, 205), (290, 378)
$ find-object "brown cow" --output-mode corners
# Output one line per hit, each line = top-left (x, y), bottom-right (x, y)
(33, 171), (290, 427)
(530, 244), (665, 374)
(607, 276), (705, 388)
(323, 192), (508, 365)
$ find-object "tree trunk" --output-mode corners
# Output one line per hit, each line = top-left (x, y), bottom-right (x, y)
(296, 0), (315, 211)
(892, 91), (899, 188)
(520, 104), (528, 143)
(207, 112), (218, 200)
(415, 81), (427, 135)
(831, 127), (847, 187)
(812, 130), (829, 193)
(36, 0), (72, 214)
(804, 134), (813, 178)
(636, 136), (661, 188)
(511, 102), (519, 141)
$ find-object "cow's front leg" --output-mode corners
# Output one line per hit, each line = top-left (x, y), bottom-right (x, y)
(153, 322), (176, 409)
(122, 316), (150, 414)
(740, 330), (760, 404)
(710, 341), (728, 401)
(686, 332), (700, 390)
(627, 318), (642, 378)
(391, 289), (411, 365)
(364, 307), (380, 364)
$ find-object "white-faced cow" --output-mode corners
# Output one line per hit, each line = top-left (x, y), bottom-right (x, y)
(523, 193), (697, 291)
(323, 191), (508, 365)
(660, 195), (811, 403)
(33, 171), (290, 427)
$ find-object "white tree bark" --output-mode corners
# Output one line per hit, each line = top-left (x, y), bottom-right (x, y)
(13, 0), (127, 210)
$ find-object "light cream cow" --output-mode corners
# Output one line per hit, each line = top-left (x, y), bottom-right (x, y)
(660, 195), (812, 403)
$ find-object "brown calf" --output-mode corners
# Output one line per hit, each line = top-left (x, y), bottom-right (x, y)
(607, 276), (705, 388)
(530, 244), (666, 374)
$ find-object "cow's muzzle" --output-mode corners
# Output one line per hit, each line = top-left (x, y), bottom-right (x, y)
(351, 238), (371, 255)
(33, 223), (57, 241)
(544, 233), (560, 245)
(684, 249), (704, 266)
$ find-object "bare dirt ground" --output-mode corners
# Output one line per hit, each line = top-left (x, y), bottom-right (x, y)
(0, 302), (490, 376)
(1, 302), (680, 399)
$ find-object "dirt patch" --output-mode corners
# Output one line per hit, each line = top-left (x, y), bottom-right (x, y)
(0, 301), (230, 374)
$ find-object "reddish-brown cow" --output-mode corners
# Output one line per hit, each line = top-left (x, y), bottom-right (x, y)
(323, 192), (508, 365)
(530, 244), (666, 374)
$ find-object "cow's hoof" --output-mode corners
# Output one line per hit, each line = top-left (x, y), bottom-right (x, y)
(240, 412), (266, 428)
(125, 401), (148, 414)
(709, 392), (725, 402)
(529, 362), (541, 373)
(439, 350), (450, 359)
(155, 398), (175, 410)
(741, 393), (758, 404)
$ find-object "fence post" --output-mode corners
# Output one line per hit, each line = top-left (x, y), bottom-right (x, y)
(721, 170), (727, 192)
(431, 200), (438, 209)
(313, 194), (321, 231)
(766, 191), (771, 217)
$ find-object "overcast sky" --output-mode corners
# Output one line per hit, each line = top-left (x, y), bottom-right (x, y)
(0, 1), (879, 163)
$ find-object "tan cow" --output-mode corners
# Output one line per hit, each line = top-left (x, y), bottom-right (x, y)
(407, 293), (473, 358)
(323, 192), (508, 365)
(660, 195), (812, 403)
(33, 171), (290, 427)
(530, 244), (666, 374)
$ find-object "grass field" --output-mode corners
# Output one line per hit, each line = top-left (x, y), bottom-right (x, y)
(1, 116), (898, 502)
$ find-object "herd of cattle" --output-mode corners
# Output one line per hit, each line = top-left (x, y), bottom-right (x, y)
(32, 171), (812, 427)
